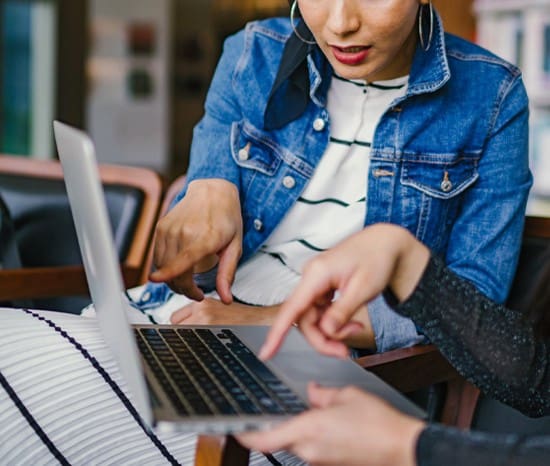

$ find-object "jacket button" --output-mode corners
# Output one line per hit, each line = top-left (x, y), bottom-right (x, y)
(238, 143), (250, 161)
(312, 118), (326, 131)
(440, 172), (452, 192)
(283, 176), (296, 189)
(253, 219), (263, 231)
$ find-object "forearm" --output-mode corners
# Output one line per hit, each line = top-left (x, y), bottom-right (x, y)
(394, 255), (550, 416)
(417, 424), (550, 466)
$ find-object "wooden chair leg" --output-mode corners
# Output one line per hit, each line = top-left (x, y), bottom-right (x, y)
(440, 377), (480, 429)
(195, 435), (250, 466)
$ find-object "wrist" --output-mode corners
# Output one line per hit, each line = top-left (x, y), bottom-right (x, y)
(188, 178), (238, 196)
(394, 419), (425, 466)
(390, 230), (430, 303)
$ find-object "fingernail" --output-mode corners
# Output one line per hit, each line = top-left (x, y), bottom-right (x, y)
(258, 345), (268, 360)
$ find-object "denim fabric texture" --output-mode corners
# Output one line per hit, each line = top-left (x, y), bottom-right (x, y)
(138, 12), (532, 352)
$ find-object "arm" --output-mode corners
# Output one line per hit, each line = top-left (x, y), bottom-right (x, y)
(238, 383), (550, 466)
(395, 255), (550, 417)
(149, 32), (248, 301)
(261, 224), (550, 416)
(417, 423), (550, 466)
(445, 75), (531, 304)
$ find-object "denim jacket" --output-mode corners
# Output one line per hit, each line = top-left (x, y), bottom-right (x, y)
(137, 13), (532, 351)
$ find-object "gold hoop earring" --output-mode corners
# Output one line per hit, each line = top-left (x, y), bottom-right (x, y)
(290, 0), (316, 45)
(418, 1), (434, 52)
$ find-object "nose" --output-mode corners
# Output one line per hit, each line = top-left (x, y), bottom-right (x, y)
(326, 0), (361, 36)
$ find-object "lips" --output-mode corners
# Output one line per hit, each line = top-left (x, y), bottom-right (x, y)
(331, 45), (371, 66)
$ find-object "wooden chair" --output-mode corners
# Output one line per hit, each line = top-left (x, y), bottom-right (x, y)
(0, 153), (163, 311)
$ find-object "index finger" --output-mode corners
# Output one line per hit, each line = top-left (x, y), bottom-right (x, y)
(259, 271), (334, 360)
(150, 245), (208, 283)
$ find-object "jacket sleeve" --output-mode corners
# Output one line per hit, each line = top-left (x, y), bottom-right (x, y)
(417, 424), (550, 466)
(176, 30), (248, 202)
(444, 74), (532, 304)
(395, 255), (550, 417)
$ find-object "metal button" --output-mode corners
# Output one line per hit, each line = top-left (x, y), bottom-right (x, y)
(440, 172), (452, 192)
(238, 143), (250, 161)
(312, 118), (326, 131)
(282, 176), (296, 189)
(253, 219), (263, 231)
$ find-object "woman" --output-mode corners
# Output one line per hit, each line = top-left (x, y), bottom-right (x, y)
(138, 0), (531, 354)
(238, 223), (550, 465)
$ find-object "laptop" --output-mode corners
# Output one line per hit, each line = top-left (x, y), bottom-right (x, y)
(53, 120), (425, 434)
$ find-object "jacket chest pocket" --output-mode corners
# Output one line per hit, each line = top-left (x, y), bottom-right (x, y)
(231, 121), (282, 176)
(400, 155), (479, 199)
(398, 155), (480, 249)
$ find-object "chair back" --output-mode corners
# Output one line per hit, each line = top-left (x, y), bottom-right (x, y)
(0, 154), (163, 312)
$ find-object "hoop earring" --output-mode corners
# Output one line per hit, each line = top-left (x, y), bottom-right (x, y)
(290, 0), (316, 45)
(418, 1), (434, 52)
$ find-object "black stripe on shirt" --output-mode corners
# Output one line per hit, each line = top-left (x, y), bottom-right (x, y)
(330, 137), (371, 148)
(22, 309), (181, 466)
(332, 73), (365, 87)
(298, 239), (326, 252)
(267, 251), (288, 266)
(0, 368), (71, 465)
(332, 73), (405, 90)
(298, 196), (349, 207)
(368, 82), (406, 90)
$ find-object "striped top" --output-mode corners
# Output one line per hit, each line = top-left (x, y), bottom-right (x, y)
(231, 74), (408, 306)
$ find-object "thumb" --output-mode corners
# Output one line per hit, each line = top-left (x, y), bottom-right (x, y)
(216, 238), (241, 304)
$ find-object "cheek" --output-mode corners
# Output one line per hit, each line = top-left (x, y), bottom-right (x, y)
(372, 13), (418, 48)
(298, 5), (326, 37)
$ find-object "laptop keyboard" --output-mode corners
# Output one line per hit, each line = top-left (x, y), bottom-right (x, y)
(134, 327), (307, 417)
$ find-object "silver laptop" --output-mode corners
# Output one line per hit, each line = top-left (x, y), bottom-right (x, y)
(53, 120), (425, 434)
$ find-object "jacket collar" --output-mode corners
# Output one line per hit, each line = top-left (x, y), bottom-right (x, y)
(406, 10), (450, 97)
(264, 11), (450, 130)
(263, 20), (316, 130)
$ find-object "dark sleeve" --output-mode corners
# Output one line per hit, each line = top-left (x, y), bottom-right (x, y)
(417, 424), (550, 466)
(393, 255), (550, 417)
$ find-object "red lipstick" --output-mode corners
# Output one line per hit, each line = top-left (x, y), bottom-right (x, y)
(331, 45), (371, 65)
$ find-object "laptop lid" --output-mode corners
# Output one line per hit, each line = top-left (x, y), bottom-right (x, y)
(53, 121), (425, 433)
(53, 120), (153, 425)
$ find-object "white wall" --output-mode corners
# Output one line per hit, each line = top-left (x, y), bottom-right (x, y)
(86, 0), (171, 173)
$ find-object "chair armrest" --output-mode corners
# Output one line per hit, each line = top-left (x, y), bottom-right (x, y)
(355, 344), (480, 429)
(354, 344), (461, 393)
(195, 435), (249, 466)
(0, 264), (142, 301)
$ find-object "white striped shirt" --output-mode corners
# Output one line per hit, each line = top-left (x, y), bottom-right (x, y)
(232, 74), (409, 306)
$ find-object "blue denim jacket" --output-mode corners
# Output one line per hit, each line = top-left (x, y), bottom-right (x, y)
(137, 13), (532, 351)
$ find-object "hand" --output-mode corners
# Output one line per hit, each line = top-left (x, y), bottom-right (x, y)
(237, 383), (425, 466)
(150, 179), (243, 303)
(259, 224), (430, 360)
(170, 298), (280, 326)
